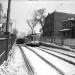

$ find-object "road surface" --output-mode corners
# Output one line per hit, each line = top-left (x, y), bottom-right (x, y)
(0, 44), (35, 75)
(21, 44), (75, 75)
(0, 44), (75, 75)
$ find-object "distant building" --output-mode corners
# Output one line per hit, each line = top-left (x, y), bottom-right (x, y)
(60, 19), (75, 38)
(0, 3), (3, 22)
(43, 11), (75, 39)
(0, 3), (3, 32)
(2, 14), (13, 33)
(0, 3), (13, 34)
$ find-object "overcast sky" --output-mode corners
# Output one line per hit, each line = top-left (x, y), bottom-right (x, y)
(0, 0), (75, 36)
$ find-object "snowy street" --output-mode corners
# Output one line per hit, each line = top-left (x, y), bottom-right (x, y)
(1, 0), (75, 75)
(21, 45), (75, 75)
(0, 45), (36, 75)
(0, 44), (75, 75)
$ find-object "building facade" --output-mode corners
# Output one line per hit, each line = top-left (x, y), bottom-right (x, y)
(59, 19), (75, 39)
(42, 11), (75, 45)
(2, 15), (13, 33)
(0, 3), (3, 32)
(0, 3), (3, 22)
(0, 3), (13, 34)
(43, 11), (75, 38)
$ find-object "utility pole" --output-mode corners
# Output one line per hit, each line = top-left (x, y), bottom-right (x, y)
(5, 0), (11, 60)
(6, 0), (11, 32)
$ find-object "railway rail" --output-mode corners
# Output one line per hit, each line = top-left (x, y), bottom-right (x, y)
(18, 45), (36, 75)
(22, 45), (65, 75)
(37, 47), (75, 65)
(39, 46), (75, 58)
(22, 44), (75, 75)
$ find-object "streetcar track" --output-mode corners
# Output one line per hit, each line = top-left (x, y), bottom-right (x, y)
(38, 47), (75, 66)
(40, 46), (75, 54)
(39, 47), (75, 59)
(18, 45), (35, 75)
(25, 45), (65, 75)
(41, 42), (75, 53)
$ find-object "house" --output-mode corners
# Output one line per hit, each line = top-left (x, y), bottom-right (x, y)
(42, 11), (75, 45)
(2, 14), (13, 33)
(0, 4), (13, 34)
(59, 19), (75, 39)
(43, 11), (75, 38)
(0, 3), (3, 32)
(0, 3), (3, 22)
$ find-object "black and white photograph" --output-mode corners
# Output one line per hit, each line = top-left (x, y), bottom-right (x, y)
(0, 0), (75, 75)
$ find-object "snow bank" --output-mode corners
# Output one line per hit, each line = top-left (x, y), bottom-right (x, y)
(0, 45), (30, 75)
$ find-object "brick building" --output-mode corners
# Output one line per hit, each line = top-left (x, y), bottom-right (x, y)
(60, 19), (75, 38)
(43, 11), (75, 38)
(42, 11), (75, 45)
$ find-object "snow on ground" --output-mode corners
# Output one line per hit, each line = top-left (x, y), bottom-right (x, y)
(42, 42), (75, 52)
(40, 46), (75, 57)
(39, 46), (75, 63)
(29, 46), (75, 75)
(0, 43), (75, 75)
(21, 46), (62, 75)
(0, 45), (30, 75)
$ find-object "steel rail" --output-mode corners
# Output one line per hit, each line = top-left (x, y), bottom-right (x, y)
(25, 46), (65, 75)
(18, 45), (35, 75)
(39, 47), (75, 59)
(38, 47), (75, 66)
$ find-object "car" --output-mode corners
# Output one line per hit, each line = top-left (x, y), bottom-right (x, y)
(16, 38), (25, 44)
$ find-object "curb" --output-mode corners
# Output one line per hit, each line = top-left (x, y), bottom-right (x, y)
(40, 42), (75, 52)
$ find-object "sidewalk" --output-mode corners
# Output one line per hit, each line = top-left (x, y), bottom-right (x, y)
(0, 45), (30, 75)
(40, 42), (75, 52)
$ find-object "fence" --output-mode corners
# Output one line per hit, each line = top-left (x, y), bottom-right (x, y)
(40, 36), (75, 48)
(64, 39), (75, 47)
(40, 36), (62, 44)
(0, 34), (16, 65)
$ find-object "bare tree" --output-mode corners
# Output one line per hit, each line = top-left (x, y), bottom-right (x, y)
(27, 19), (36, 34)
(27, 8), (46, 34)
(33, 8), (46, 27)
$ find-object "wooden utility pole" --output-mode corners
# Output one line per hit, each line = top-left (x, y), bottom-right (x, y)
(6, 0), (11, 32)
(5, 0), (11, 60)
